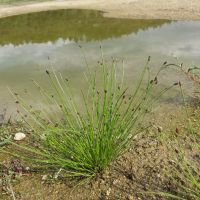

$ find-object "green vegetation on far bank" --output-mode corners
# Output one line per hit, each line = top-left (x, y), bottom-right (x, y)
(0, 9), (170, 45)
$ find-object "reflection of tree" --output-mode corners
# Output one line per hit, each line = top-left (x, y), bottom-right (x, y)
(0, 9), (170, 45)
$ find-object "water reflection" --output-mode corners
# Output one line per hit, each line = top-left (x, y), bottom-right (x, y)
(0, 9), (200, 115)
(0, 9), (169, 45)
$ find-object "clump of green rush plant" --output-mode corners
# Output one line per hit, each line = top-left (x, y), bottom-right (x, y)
(5, 57), (177, 179)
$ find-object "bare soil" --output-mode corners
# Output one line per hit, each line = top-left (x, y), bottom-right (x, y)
(1, 103), (199, 200)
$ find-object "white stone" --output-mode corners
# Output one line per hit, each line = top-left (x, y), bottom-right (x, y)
(128, 195), (134, 200)
(14, 132), (26, 141)
(25, 167), (30, 171)
(106, 188), (111, 196)
(42, 175), (48, 181)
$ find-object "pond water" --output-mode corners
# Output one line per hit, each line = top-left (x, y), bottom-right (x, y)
(0, 9), (200, 117)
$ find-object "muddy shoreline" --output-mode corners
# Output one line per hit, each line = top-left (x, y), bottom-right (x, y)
(0, 0), (200, 20)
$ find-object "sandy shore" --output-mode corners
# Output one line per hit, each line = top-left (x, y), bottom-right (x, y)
(0, 0), (200, 20)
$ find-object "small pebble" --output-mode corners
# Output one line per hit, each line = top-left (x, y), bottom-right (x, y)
(157, 174), (161, 178)
(25, 167), (30, 171)
(113, 179), (119, 185)
(128, 195), (134, 200)
(157, 126), (163, 133)
(42, 175), (48, 181)
(106, 188), (111, 196)
(14, 132), (26, 141)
